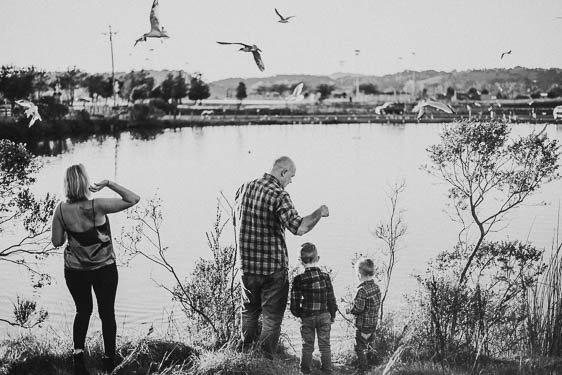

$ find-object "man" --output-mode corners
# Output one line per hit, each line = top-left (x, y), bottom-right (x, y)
(235, 156), (329, 355)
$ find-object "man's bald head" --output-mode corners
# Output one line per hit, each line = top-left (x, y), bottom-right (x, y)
(270, 156), (296, 188)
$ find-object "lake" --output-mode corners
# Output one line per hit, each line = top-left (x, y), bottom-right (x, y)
(1, 122), (561, 338)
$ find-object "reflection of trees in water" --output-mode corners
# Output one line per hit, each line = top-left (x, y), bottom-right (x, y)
(128, 127), (164, 141)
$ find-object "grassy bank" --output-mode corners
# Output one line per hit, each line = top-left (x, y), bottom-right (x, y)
(2, 331), (562, 375)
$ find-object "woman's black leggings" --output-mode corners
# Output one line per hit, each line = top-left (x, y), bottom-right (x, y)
(65, 263), (118, 357)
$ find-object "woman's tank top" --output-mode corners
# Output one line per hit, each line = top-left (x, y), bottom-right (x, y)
(60, 199), (115, 270)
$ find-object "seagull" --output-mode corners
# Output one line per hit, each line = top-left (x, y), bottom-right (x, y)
(500, 50), (512, 59)
(15, 100), (42, 127)
(134, 0), (169, 47)
(275, 8), (295, 23)
(217, 41), (264, 71)
(374, 102), (391, 115)
(412, 100), (455, 120)
(287, 82), (304, 101)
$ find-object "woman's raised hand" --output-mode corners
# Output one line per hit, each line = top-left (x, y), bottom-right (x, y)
(89, 179), (109, 193)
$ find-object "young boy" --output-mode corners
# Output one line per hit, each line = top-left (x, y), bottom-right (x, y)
(290, 242), (338, 374)
(347, 257), (381, 374)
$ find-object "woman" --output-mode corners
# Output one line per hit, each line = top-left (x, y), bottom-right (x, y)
(51, 164), (140, 375)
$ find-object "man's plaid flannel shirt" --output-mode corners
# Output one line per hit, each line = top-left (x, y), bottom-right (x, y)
(349, 279), (381, 332)
(235, 173), (302, 275)
(290, 267), (338, 320)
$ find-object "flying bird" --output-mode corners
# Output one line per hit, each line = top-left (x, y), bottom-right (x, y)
(134, 0), (169, 47)
(412, 100), (455, 120)
(287, 82), (304, 101)
(217, 42), (264, 71)
(275, 8), (295, 23)
(15, 99), (42, 127)
(500, 50), (512, 59)
(374, 102), (391, 115)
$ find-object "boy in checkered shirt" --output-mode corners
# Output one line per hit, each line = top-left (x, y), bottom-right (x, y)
(347, 257), (381, 374)
(290, 243), (337, 374)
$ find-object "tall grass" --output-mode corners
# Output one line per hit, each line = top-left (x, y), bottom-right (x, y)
(525, 208), (562, 357)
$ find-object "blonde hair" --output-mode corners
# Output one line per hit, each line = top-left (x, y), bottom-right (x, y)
(356, 257), (375, 277)
(64, 164), (90, 202)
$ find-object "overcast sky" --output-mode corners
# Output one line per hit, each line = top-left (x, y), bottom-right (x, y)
(1, 0), (561, 81)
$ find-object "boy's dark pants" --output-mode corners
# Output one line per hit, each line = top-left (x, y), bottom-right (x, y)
(355, 328), (376, 370)
(300, 312), (332, 373)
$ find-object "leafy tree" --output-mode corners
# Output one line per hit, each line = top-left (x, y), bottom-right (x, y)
(36, 96), (69, 120)
(84, 74), (113, 100)
(172, 73), (188, 103)
(58, 66), (86, 106)
(425, 121), (559, 288)
(0, 66), (36, 108)
(424, 121), (560, 348)
(359, 83), (380, 95)
(188, 74), (210, 104)
(33, 70), (51, 99)
(0, 140), (57, 308)
(446, 86), (455, 99)
(467, 87), (480, 100)
(236, 82), (247, 102)
(316, 84), (335, 101)
(120, 70), (154, 102)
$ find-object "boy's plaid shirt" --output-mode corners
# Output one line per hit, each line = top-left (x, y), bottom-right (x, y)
(350, 279), (381, 331)
(290, 267), (338, 319)
(235, 173), (302, 275)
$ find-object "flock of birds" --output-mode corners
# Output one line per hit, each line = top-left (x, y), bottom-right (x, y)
(12, 1), (554, 127)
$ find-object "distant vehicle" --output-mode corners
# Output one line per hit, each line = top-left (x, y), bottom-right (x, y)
(554, 105), (562, 119)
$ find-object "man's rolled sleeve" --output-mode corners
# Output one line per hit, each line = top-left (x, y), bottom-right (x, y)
(276, 191), (302, 235)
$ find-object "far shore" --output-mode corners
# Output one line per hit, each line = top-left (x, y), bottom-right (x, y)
(1, 111), (560, 147)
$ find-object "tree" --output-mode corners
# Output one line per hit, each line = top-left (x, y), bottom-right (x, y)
(188, 74), (210, 104)
(0, 66), (36, 108)
(425, 121), (559, 288)
(467, 87), (480, 100)
(446, 86), (455, 99)
(236, 82), (247, 102)
(84, 74), (113, 100)
(33, 70), (51, 99)
(172, 73), (188, 103)
(424, 121), (560, 348)
(120, 70), (154, 102)
(58, 66), (86, 106)
(359, 83), (380, 95)
(0, 140), (57, 328)
(316, 84), (335, 101)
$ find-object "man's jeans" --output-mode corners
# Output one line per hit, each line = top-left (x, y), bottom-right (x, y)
(300, 312), (332, 373)
(355, 328), (376, 370)
(241, 268), (289, 354)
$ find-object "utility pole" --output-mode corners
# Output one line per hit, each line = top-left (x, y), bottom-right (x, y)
(102, 25), (118, 107)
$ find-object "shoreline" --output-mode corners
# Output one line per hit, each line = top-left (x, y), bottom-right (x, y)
(1, 114), (560, 147)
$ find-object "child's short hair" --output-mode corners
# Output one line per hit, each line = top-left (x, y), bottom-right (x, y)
(356, 257), (375, 277)
(300, 242), (318, 264)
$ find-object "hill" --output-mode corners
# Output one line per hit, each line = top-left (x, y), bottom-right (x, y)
(208, 67), (562, 99)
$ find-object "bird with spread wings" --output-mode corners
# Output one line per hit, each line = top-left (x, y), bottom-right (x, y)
(217, 42), (265, 71)
(287, 82), (304, 101)
(500, 50), (512, 59)
(412, 100), (455, 120)
(134, 0), (169, 46)
(15, 100), (42, 127)
(275, 8), (295, 23)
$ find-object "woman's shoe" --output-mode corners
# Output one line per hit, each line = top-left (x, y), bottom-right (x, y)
(73, 352), (90, 375)
(102, 355), (115, 373)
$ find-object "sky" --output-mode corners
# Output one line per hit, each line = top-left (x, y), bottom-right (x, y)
(1, 0), (561, 82)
